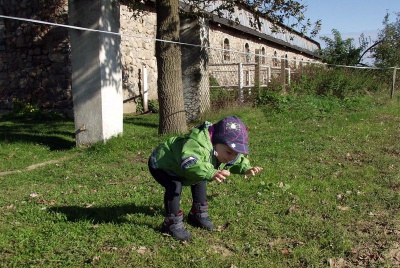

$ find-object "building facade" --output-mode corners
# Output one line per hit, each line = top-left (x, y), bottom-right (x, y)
(0, 0), (320, 119)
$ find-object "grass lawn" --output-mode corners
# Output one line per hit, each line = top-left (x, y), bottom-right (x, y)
(0, 95), (399, 267)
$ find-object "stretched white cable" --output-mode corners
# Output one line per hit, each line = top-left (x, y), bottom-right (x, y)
(0, 14), (395, 70)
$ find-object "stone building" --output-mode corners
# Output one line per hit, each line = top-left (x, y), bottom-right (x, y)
(0, 0), (320, 120)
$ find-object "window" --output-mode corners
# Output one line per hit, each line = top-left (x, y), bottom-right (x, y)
(245, 43), (250, 62)
(261, 47), (266, 64)
(223, 38), (230, 61)
(285, 54), (288, 68)
(273, 51), (278, 66)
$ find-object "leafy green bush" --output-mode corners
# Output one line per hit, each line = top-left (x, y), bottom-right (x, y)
(288, 66), (388, 98)
(209, 74), (238, 107)
(254, 90), (293, 112)
(136, 97), (144, 114)
(148, 99), (159, 113)
(209, 74), (221, 89)
(2, 99), (64, 120)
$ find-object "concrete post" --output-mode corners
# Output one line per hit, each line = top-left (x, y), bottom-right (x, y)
(254, 49), (261, 88)
(280, 58), (286, 91)
(238, 63), (243, 103)
(68, 0), (123, 146)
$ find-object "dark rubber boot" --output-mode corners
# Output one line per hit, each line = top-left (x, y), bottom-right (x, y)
(161, 210), (192, 241)
(188, 202), (215, 230)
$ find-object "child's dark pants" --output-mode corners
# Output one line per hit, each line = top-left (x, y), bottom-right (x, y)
(148, 162), (207, 215)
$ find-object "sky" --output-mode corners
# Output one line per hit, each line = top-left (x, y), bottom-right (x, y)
(303, 0), (400, 47)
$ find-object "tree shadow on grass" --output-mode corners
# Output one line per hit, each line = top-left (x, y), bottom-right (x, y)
(49, 203), (163, 229)
(0, 119), (75, 150)
(123, 114), (158, 129)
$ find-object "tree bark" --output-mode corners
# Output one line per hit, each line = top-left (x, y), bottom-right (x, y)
(156, 0), (187, 135)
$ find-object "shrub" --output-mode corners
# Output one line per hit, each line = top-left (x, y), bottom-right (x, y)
(287, 66), (389, 98)
(148, 99), (159, 113)
(2, 99), (63, 120)
(136, 97), (144, 114)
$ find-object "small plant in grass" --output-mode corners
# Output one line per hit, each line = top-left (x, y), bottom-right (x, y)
(254, 89), (294, 112)
(148, 99), (159, 113)
(136, 97), (144, 114)
(2, 98), (64, 120)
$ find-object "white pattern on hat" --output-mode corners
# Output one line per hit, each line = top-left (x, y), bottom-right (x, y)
(227, 122), (239, 130)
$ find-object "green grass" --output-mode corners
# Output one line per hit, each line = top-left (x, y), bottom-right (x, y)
(1, 94), (399, 267)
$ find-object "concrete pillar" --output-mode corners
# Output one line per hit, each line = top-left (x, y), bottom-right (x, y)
(68, 0), (123, 146)
(281, 58), (286, 91)
(254, 49), (261, 88)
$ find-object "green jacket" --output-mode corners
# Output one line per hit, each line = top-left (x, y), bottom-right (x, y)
(149, 121), (252, 186)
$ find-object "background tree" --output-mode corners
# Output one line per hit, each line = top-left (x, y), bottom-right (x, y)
(127, 0), (321, 134)
(318, 29), (369, 66)
(155, 0), (187, 134)
(373, 12), (400, 68)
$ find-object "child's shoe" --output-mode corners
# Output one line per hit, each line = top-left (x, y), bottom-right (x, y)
(162, 210), (192, 241)
(188, 202), (215, 230)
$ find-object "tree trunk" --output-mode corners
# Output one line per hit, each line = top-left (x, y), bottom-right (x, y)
(156, 0), (187, 135)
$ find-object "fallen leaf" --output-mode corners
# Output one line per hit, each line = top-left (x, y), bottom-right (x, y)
(137, 246), (147, 255)
(285, 206), (297, 214)
(217, 222), (230, 232)
(337, 206), (350, 211)
(84, 203), (94, 208)
(329, 258), (347, 267)
(281, 248), (290, 255)
(102, 246), (118, 251)
(92, 256), (101, 261)
(336, 194), (344, 200)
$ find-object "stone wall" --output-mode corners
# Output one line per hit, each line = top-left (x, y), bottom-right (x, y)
(207, 22), (318, 86)
(208, 22), (317, 66)
(0, 0), (160, 116)
(120, 3), (157, 113)
(0, 1), (320, 118)
(0, 0), (72, 116)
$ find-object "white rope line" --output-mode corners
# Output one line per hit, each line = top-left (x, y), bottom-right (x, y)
(0, 14), (396, 70)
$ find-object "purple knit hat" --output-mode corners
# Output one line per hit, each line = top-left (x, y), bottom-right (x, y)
(212, 116), (249, 154)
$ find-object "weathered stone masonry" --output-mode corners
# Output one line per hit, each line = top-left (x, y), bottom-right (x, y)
(0, 0), (160, 116)
(0, 0), (72, 115)
(0, 1), (320, 120)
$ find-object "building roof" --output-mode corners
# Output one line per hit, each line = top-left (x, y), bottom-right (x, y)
(209, 14), (321, 59)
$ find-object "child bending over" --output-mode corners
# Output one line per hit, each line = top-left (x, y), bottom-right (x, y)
(148, 116), (262, 241)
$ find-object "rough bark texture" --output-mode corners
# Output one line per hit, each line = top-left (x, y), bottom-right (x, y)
(156, 0), (187, 135)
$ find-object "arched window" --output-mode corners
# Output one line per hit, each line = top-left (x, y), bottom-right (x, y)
(285, 54), (288, 68)
(223, 38), (230, 61)
(261, 47), (266, 64)
(273, 51), (278, 66)
(245, 43), (250, 62)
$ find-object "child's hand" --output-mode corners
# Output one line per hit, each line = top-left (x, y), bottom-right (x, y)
(212, 170), (230, 183)
(244, 166), (263, 179)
